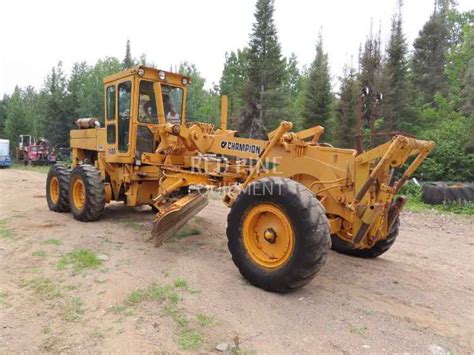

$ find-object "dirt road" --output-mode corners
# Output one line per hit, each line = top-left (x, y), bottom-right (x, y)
(0, 168), (473, 353)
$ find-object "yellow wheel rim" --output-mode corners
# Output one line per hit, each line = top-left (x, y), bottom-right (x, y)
(72, 178), (86, 210)
(242, 203), (295, 268)
(50, 176), (59, 204)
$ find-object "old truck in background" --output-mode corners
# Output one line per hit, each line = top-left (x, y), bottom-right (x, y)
(17, 135), (57, 166)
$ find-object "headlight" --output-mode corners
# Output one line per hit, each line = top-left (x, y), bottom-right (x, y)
(138, 67), (145, 76)
(182, 78), (188, 85)
(159, 71), (166, 80)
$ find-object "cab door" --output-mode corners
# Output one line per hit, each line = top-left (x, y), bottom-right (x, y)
(134, 80), (160, 161)
(104, 83), (117, 161)
(105, 78), (134, 163)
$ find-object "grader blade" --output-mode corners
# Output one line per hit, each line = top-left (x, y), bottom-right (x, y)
(151, 194), (208, 247)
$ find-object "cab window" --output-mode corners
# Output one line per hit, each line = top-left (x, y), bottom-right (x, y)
(106, 86), (116, 120)
(138, 81), (158, 124)
(161, 85), (183, 125)
(118, 81), (131, 152)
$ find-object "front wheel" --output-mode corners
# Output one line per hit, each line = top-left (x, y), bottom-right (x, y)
(227, 177), (330, 293)
(69, 165), (105, 222)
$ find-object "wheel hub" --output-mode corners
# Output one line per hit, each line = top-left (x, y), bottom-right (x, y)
(263, 228), (277, 243)
(50, 176), (59, 204)
(72, 178), (85, 210)
(242, 204), (295, 268)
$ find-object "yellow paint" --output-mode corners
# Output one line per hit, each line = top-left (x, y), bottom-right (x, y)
(72, 178), (85, 210)
(242, 203), (295, 268)
(68, 65), (435, 250)
(50, 176), (59, 204)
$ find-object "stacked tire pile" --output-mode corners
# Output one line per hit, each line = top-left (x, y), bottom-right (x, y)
(422, 182), (474, 205)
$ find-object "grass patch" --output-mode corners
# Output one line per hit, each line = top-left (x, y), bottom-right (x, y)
(167, 227), (201, 242)
(111, 279), (206, 350)
(21, 277), (62, 300)
(41, 326), (51, 335)
(124, 283), (178, 307)
(60, 297), (84, 322)
(192, 216), (206, 224)
(174, 278), (188, 289)
(64, 284), (78, 291)
(120, 220), (146, 231)
(405, 194), (474, 215)
(196, 313), (214, 327)
(0, 291), (11, 306)
(11, 163), (50, 174)
(349, 324), (368, 336)
(44, 239), (62, 246)
(32, 250), (46, 257)
(110, 304), (128, 314)
(0, 219), (14, 240)
(89, 330), (105, 339)
(58, 249), (102, 273)
(399, 184), (473, 215)
(177, 328), (203, 350)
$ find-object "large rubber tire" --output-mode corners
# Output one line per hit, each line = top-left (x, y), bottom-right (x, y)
(69, 165), (105, 222)
(422, 182), (474, 204)
(331, 217), (400, 258)
(227, 177), (331, 293)
(46, 164), (71, 212)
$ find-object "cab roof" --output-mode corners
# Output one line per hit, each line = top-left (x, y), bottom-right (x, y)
(103, 66), (191, 87)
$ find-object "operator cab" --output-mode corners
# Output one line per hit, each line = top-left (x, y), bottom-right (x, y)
(102, 66), (190, 163)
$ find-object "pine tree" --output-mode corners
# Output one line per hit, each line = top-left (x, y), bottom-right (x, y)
(123, 40), (134, 69)
(240, 0), (287, 138)
(4, 87), (30, 148)
(220, 49), (249, 124)
(334, 65), (359, 148)
(412, 0), (451, 104)
(461, 54), (474, 118)
(285, 53), (301, 100)
(41, 63), (71, 147)
(284, 53), (304, 130)
(22, 86), (41, 137)
(381, 0), (414, 132)
(0, 95), (9, 137)
(445, 13), (474, 117)
(92, 57), (123, 119)
(359, 25), (382, 92)
(302, 34), (332, 129)
(66, 62), (90, 119)
(358, 23), (383, 135)
(179, 62), (220, 124)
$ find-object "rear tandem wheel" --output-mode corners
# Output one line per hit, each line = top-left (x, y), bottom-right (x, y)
(330, 216), (400, 258)
(46, 164), (71, 212)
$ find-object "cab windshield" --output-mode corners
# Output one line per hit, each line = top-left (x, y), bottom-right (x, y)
(138, 80), (158, 124)
(161, 85), (183, 125)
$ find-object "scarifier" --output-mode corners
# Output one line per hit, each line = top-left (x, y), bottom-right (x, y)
(46, 66), (435, 293)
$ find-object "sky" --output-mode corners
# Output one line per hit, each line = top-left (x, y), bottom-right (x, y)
(0, 0), (472, 97)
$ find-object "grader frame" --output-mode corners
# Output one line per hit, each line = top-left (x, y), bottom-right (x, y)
(47, 66), (435, 293)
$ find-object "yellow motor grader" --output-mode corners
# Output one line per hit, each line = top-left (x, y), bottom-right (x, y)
(46, 66), (434, 293)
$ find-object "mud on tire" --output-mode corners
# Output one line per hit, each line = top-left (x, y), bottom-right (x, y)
(69, 165), (105, 222)
(46, 164), (71, 212)
(227, 177), (331, 293)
